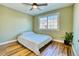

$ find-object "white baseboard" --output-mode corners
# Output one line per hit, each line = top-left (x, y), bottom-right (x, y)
(53, 39), (64, 43)
(72, 45), (77, 56)
(0, 40), (17, 46)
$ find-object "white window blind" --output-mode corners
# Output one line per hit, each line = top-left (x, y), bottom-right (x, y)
(39, 14), (59, 30)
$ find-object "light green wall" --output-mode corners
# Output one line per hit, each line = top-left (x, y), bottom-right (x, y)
(0, 5), (33, 43)
(73, 4), (79, 55)
(33, 6), (73, 40)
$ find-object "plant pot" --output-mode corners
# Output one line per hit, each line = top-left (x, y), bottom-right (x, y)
(64, 40), (70, 45)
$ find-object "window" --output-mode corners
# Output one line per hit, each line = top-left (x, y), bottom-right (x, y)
(39, 14), (59, 30)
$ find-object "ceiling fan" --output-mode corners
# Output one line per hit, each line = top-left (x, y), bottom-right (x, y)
(23, 3), (48, 10)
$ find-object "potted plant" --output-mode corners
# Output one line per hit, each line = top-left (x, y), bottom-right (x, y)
(64, 32), (73, 45)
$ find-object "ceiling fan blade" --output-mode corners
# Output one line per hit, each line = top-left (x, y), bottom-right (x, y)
(30, 8), (33, 10)
(37, 7), (41, 10)
(23, 3), (32, 6)
(37, 3), (48, 6)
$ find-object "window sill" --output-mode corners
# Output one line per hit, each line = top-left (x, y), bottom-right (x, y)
(39, 29), (60, 32)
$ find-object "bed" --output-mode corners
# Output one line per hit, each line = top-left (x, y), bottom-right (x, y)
(17, 32), (52, 55)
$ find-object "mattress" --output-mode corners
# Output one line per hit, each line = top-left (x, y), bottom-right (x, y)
(17, 32), (52, 55)
(21, 32), (51, 43)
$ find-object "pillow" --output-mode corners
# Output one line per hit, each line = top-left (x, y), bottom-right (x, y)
(22, 32), (35, 36)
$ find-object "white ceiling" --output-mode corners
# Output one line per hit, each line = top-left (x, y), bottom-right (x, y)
(1, 3), (73, 16)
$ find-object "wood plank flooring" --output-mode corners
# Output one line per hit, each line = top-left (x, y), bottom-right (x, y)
(0, 41), (74, 56)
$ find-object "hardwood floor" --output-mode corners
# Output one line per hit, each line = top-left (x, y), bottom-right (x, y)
(0, 41), (74, 56)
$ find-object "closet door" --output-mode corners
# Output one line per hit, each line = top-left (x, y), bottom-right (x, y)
(73, 4), (79, 55)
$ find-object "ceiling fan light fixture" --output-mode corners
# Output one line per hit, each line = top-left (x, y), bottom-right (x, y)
(32, 5), (37, 9)
(23, 3), (48, 10)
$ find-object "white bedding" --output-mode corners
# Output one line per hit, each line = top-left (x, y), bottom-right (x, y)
(17, 32), (52, 55)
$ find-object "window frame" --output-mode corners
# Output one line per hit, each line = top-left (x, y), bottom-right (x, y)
(38, 13), (60, 31)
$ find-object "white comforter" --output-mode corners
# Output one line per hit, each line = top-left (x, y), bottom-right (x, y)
(17, 32), (52, 55)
